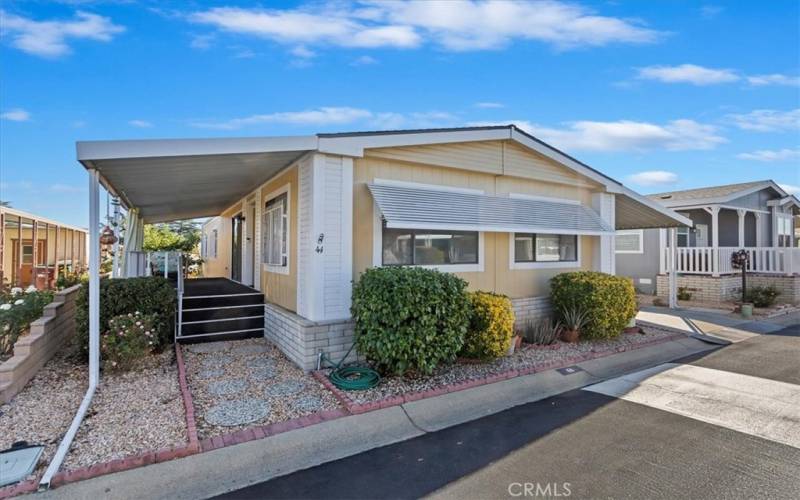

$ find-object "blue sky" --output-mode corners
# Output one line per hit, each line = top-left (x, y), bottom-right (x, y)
(1, 0), (798, 227)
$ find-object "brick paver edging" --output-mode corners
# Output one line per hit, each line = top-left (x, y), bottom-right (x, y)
(175, 344), (201, 449)
(313, 332), (687, 415)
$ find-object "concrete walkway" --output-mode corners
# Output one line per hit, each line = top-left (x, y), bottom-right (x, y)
(40, 335), (718, 500)
(637, 306), (797, 344)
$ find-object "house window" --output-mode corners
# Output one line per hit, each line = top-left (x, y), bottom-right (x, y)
(211, 229), (218, 258)
(263, 193), (288, 267)
(777, 216), (792, 247)
(382, 228), (479, 266)
(514, 234), (577, 263)
(615, 230), (643, 254)
(677, 227), (689, 247)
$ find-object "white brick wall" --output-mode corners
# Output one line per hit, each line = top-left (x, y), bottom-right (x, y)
(656, 274), (800, 304)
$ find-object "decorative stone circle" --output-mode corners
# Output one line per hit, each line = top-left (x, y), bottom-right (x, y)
(249, 366), (277, 380)
(246, 357), (276, 370)
(208, 378), (249, 396)
(293, 394), (324, 413)
(197, 368), (224, 379)
(205, 399), (270, 427)
(264, 380), (306, 398)
(186, 342), (229, 354)
(231, 344), (270, 355)
(201, 355), (234, 370)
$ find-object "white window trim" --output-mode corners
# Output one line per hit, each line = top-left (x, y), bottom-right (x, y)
(509, 233), (582, 270)
(614, 229), (644, 254)
(372, 201), (485, 273)
(262, 183), (291, 275)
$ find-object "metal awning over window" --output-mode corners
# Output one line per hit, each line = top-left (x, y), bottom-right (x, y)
(368, 183), (614, 235)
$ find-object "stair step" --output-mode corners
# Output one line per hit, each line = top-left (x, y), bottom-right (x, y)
(182, 304), (263, 322)
(182, 293), (263, 309)
(180, 316), (263, 337)
(177, 328), (263, 343)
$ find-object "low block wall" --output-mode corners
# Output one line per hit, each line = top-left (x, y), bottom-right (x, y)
(512, 296), (553, 326)
(264, 303), (357, 371)
(656, 274), (800, 304)
(0, 285), (81, 403)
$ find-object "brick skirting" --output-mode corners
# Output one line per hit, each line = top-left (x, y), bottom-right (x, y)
(656, 273), (800, 304)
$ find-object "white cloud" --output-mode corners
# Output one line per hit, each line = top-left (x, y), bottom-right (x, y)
(728, 109), (800, 132)
(351, 55), (378, 66)
(128, 119), (153, 128)
(474, 102), (504, 109)
(190, 33), (215, 50)
(637, 64), (739, 85)
(189, 1), (660, 56)
(780, 184), (800, 195)
(0, 10), (124, 57)
(627, 170), (679, 187)
(474, 118), (726, 152)
(1, 108), (30, 121)
(49, 183), (85, 193)
(700, 5), (723, 18)
(290, 45), (315, 58)
(737, 148), (800, 162)
(191, 106), (457, 130)
(746, 73), (800, 87)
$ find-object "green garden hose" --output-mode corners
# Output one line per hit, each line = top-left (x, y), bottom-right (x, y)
(321, 343), (381, 391)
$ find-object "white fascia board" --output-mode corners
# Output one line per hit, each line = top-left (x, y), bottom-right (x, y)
(619, 185), (693, 227)
(77, 135), (318, 161)
(657, 182), (775, 208)
(383, 220), (614, 236)
(317, 128), (513, 157)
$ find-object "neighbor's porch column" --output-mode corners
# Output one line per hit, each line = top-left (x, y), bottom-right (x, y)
(755, 212), (764, 247)
(592, 192), (616, 274)
(668, 228), (678, 309)
(710, 206), (720, 276)
(737, 209), (746, 248)
(297, 153), (354, 322)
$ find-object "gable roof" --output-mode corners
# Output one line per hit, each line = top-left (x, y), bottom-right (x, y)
(648, 179), (793, 207)
(76, 125), (691, 228)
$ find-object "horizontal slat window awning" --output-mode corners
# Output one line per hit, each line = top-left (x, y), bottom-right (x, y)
(368, 183), (614, 235)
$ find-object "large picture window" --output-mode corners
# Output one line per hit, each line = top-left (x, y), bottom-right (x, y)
(382, 228), (479, 266)
(263, 193), (288, 267)
(514, 233), (577, 263)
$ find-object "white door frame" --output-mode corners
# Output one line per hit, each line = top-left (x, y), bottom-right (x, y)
(242, 200), (256, 287)
(695, 223), (709, 247)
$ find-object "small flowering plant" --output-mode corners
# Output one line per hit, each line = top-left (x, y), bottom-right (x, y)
(101, 311), (160, 371)
(0, 283), (54, 358)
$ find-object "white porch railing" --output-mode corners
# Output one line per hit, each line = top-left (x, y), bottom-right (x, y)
(661, 247), (800, 275)
(124, 251), (181, 278)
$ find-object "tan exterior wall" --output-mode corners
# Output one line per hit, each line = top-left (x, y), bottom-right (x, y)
(353, 152), (598, 299)
(259, 167), (299, 312)
(201, 216), (228, 278)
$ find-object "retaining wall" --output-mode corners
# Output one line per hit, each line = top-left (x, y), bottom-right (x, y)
(0, 285), (81, 403)
(656, 274), (799, 304)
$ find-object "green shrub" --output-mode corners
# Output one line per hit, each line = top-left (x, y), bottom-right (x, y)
(351, 267), (471, 376)
(550, 271), (636, 340)
(677, 287), (693, 301)
(461, 291), (515, 360)
(519, 317), (561, 346)
(75, 277), (175, 358)
(746, 285), (780, 308)
(0, 285), (54, 357)
(102, 312), (159, 371)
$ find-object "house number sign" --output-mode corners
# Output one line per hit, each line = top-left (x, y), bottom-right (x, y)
(315, 233), (325, 254)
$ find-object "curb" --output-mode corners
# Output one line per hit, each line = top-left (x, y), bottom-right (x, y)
(314, 332), (686, 414)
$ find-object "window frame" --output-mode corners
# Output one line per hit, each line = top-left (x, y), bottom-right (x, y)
(509, 233), (582, 270)
(381, 228), (481, 268)
(262, 184), (291, 275)
(211, 229), (218, 258)
(615, 229), (644, 254)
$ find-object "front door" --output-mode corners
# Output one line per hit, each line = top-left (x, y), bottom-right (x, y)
(695, 224), (708, 247)
(231, 214), (244, 282)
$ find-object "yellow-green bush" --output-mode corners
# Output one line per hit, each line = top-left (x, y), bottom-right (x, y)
(460, 291), (516, 359)
(550, 271), (636, 340)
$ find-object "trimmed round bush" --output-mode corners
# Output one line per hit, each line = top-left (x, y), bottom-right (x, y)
(351, 267), (471, 376)
(75, 276), (176, 359)
(461, 291), (515, 360)
(550, 271), (636, 340)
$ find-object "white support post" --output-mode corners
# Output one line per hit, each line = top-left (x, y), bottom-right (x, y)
(737, 209), (746, 248)
(755, 212), (764, 248)
(591, 192), (616, 274)
(710, 206), (720, 277)
(658, 228), (667, 274)
(111, 199), (121, 278)
(668, 227), (678, 309)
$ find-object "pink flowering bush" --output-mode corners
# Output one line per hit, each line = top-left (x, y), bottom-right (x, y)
(101, 311), (159, 371)
(1, 284), (54, 358)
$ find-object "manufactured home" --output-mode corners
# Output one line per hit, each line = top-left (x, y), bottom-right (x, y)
(77, 125), (690, 369)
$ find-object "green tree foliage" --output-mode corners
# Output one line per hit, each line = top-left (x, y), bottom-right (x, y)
(143, 221), (201, 252)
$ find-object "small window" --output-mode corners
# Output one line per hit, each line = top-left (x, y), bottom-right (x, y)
(382, 228), (478, 266)
(514, 233), (577, 263)
(677, 227), (689, 248)
(777, 216), (793, 248)
(263, 193), (288, 267)
(211, 229), (218, 258)
(615, 230), (643, 254)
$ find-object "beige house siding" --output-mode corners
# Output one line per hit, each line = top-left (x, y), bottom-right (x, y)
(201, 216), (228, 278)
(353, 150), (598, 299)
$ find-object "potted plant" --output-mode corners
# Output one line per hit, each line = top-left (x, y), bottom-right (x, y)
(559, 305), (587, 343)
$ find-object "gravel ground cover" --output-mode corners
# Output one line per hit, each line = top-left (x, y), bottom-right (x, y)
(183, 338), (342, 439)
(337, 325), (684, 405)
(0, 349), (187, 481)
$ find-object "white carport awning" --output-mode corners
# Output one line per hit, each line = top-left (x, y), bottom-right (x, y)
(77, 136), (317, 223)
(368, 183), (615, 235)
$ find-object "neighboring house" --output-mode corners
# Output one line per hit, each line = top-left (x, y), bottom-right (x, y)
(77, 125), (689, 370)
(0, 207), (88, 289)
(616, 180), (800, 302)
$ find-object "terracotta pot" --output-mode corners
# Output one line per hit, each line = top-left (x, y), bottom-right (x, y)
(506, 335), (522, 355)
(561, 329), (579, 343)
